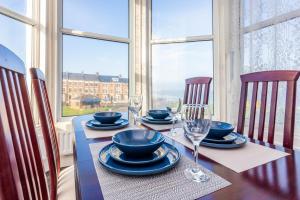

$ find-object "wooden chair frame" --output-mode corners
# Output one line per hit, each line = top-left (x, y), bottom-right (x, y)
(237, 70), (300, 149)
(31, 68), (61, 200)
(0, 44), (49, 199)
(183, 77), (212, 105)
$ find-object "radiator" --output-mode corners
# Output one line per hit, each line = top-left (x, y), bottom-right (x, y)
(37, 121), (74, 158)
(58, 129), (74, 155)
(56, 121), (74, 155)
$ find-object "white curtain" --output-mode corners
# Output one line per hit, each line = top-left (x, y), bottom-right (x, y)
(242, 0), (300, 73)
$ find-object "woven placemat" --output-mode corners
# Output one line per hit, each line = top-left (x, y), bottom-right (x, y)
(163, 128), (289, 173)
(89, 142), (231, 200)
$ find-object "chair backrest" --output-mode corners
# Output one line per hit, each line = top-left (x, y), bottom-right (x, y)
(183, 77), (212, 105)
(0, 44), (49, 199)
(237, 70), (300, 149)
(30, 68), (60, 200)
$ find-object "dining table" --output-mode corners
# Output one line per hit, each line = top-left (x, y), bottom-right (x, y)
(72, 115), (300, 200)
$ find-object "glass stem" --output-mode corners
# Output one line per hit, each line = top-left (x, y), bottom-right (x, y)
(172, 115), (175, 130)
(133, 113), (137, 125)
(134, 112), (140, 125)
(193, 144), (199, 165)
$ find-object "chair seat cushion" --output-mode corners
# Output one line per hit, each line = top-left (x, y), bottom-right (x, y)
(57, 165), (76, 200)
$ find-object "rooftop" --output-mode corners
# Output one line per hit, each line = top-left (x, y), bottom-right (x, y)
(63, 72), (128, 83)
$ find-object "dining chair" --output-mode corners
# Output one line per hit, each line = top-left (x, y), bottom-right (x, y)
(183, 77), (212, 105)
(30, 67), (75, 200)
(237, 70), (300, 149)
(0, 44), (49, 199)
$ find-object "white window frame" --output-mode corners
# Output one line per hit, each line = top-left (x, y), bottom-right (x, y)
(55, 0), (135, 120)
(146, 0), (222, 119)
(0, 0), (47, 124)
(0, 1), (40, 73)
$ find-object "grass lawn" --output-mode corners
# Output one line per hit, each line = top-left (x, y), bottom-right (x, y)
(62, 106), (111, 117)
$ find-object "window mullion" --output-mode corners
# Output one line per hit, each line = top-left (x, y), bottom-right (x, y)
(0, 5), (36, 26)
(151, 35), (213, 45)
(61, 28), (130, 44)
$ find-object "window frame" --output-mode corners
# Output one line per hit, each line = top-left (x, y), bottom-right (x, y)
(0, 0), (44, 123)
(57, 0), (134, 119)
(147, 0), (221, 118)
(0, 1), (40, 72)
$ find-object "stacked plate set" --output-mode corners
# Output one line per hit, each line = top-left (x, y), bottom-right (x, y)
(141, 110), (176, 124)
(98, 130), (181, 175)
(186, 121), (247, 149)
(86, 112), (129, 130)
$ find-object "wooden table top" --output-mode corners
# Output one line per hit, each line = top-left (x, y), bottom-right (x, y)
(72, 115), (300, 200)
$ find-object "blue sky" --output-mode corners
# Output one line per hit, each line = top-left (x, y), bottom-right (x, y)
(63, 0), (128, 38)
(0, 0), (28, 16)
(152, 0), (212, 38)
(63, 35), (129, 77)
(0, 14), (29, 64)
(151, 0), (213, 98)
(63, 0), (129, 77)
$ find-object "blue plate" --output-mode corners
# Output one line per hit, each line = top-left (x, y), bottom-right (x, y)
(203, 132), (238, 144)
(185, 132), (247, 149)
(98, 143), (181, 176)
(86, 119), (129, 130)
(90, 119), (123, 127)
(142, 116), (176, 125)
(109, 143), (169, 165)
(146, 116), (172, 121)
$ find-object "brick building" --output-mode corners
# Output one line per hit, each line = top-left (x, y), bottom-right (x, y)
(63, 72), (128, 109)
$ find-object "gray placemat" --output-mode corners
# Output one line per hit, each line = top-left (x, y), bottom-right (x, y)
(163, 128), (289, 173)
(89, 142), (231, 200)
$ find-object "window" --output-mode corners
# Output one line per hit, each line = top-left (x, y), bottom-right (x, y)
(0, 14), (32, 67)
(63, 0), (128, 37)
(0, 1), (35, 76)
(151, 0), (214, 109)
(152, 42), (213, 108)
(241, 0), (300, 142)
(61, 0), (130, 116)
(152, 0), (212, 38)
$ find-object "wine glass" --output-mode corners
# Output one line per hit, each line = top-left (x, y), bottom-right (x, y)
(128, 96), (143, 125)
(166, 98), (182, 136)
(181, 104), (212, 182)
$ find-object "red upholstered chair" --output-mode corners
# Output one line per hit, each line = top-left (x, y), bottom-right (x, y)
(237, 70), (300, 149)
(30, 68), (75, 200)
(183, 77), (212, 105)
(0, 44), (49, 199)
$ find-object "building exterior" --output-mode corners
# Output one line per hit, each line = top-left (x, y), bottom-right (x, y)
(62, 72), (128, 109)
